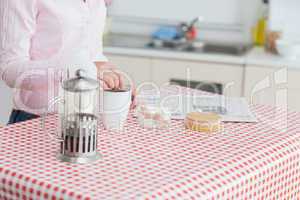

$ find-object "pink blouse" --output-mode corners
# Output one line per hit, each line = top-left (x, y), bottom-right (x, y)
(0, 0), (107, 115)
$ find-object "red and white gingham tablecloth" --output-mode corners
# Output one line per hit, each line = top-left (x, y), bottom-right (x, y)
(0, 89), (300, 200)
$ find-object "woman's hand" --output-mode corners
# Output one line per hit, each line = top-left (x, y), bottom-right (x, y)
(95, 62), (137, 108)
(95, 62), (123, 90)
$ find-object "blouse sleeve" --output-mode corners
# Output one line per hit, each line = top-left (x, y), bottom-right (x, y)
(0, 0), (61, 90)
(91, 0), (108, 63)
(91, 31), (108, 62)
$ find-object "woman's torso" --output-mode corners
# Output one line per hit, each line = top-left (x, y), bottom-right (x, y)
(32, 0), (106, 62)
(17, 0), (107, 114)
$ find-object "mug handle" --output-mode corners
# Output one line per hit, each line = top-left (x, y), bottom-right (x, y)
(41, 96), (64, 142)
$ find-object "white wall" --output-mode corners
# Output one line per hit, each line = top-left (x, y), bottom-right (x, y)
(109, 0), (243, 25)
(241, 0), (263, 44)
(269, 0), (300, 41)
(108, 0), (263, 44)
(0, 82), (12, 125)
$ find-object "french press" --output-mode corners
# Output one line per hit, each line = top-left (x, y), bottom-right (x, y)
(43, 69), (101, 164)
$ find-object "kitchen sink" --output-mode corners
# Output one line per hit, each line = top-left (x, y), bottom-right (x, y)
(104, 33), (251, 56)
(147, 39), (250, 56)
(191, 43), (249, 56)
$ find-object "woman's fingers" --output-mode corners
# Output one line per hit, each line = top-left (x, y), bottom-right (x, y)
(112, 72), (120, 89)
(100, 70), (122, 89)
(103, 73), (116, 89)
(97, 66), (127, 90)
(99, 80), (109, 90)
(112, 69), (124, 89)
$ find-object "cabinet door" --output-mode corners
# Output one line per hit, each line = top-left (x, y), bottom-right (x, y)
(152, 59), (244, 97)
(288, 70), (300, 111)
(244, 66), (277, 106)
(105, 54), (152, 86)
(244, 66), (300, 112)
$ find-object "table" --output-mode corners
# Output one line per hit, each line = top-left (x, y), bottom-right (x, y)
(1, 94), (300, 199)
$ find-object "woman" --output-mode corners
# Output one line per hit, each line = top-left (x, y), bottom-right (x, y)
(0, 0), (133, 124)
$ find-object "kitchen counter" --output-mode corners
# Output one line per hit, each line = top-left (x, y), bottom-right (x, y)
(1, 88), (300, 199)
(245, 47), (300, 69)
(104, 34), (300, 69)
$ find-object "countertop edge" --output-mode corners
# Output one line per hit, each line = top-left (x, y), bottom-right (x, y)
(104, 46), (300, 70)
(104, 46), (246, 65)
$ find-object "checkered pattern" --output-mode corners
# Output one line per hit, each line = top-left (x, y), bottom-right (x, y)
(0, 89), (300, 200)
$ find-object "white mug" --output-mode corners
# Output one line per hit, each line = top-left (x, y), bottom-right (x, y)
(100, 87), (132, 131)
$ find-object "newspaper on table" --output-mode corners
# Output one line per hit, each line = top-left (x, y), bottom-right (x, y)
(160, 95), (258, 123)
(137, 86), (258, 123)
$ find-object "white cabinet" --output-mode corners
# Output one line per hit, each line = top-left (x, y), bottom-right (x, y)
(244, 65), (300, 112)
(105, 54), (152, 86)
(106, 53), (244, 97)
(151, 59), (244, 97)
(105, 51), (300, 112)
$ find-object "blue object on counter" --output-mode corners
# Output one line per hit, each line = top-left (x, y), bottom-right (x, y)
(152, 26), (180, 40)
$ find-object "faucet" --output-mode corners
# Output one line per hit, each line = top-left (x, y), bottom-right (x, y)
(178, 16), (203, 41)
